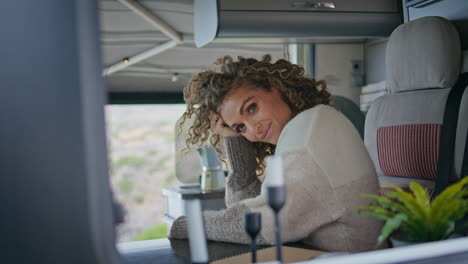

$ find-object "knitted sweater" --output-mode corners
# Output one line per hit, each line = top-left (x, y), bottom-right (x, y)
(169, 105), (384, 252)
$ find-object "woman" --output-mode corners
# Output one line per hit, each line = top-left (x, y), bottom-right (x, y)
(169, 55), (384, 252)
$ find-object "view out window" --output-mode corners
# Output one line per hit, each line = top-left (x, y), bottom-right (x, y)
(105, 104), (186, 242)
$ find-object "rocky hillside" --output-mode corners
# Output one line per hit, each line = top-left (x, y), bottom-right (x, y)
(105, 104), (186, 242)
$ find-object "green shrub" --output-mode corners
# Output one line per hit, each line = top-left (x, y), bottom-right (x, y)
(163, 171), (176, 186)
(156, 154), (171, 168)
(133, 195), (144, 204)
(118, 178), (134, 194)
(133, 223), (168, 241)
(115, 156), (146, 168)
(358, 176), (468, 246)
(147, 149), (157, 156)
(148, 166), (158, 174)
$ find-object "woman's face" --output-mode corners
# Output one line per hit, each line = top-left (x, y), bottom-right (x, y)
(219, 84), (293, 145)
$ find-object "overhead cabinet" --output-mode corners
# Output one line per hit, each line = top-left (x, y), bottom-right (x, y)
(195, 0), (403, 47)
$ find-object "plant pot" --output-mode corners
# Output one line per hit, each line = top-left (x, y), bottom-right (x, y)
(389, 237), (419, 247)
(390, 234), (464, 248)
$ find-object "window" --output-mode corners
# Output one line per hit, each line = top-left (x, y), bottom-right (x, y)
(105, 104), (186, 242)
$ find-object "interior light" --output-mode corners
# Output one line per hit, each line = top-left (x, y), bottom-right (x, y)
(171, 73), (179, 82)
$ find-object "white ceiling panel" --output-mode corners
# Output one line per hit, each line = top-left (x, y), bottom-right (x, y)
(100, 0), (285, 93)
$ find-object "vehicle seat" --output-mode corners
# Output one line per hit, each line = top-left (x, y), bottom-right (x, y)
(364, 16), (468, 196)
(332, 95), (365, 139)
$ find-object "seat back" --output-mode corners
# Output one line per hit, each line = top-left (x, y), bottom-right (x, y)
(332, 95), (365, 139)
(364, 16), (467, 195)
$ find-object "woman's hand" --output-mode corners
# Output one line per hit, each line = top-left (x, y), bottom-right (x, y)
(168, 216), (188, 239)
(210, 112), (240, 137)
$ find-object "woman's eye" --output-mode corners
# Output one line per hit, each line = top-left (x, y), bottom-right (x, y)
(236, 124), (246, 134)
(247, 103), (257, 113)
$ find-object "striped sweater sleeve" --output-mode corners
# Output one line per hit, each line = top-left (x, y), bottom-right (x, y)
(169, 136), (267, 244)
(223, 136), (262, 207)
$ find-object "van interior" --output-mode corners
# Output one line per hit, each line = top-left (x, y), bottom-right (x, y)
(2, 0), (468, 263)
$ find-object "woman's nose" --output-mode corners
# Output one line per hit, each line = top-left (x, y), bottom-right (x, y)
(247, 120), (263, 137)
(255, 122), (263, 135)
(244, 120), (257, 134)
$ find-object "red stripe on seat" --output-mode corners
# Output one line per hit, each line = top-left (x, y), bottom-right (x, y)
(377, 124), (441, 180)
(380, 186), (435, 200)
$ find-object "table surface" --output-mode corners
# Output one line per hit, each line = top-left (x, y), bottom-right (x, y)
(117, 237), (468, 264)
(118, 238), (313, 264)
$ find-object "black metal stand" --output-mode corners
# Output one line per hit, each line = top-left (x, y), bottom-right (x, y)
(267, 186), (286, 263)
(245, 213), (261, 263)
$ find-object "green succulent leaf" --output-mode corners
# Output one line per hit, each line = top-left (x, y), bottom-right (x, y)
(358, 205), (396, 220)
(409, 182), (430, 216)
(377, 213), (408, 247)
(432, 177), (468, 219)
(361, 193), (412, 215)
(358, 177), (468, 246)
(386, 184), (427, 220)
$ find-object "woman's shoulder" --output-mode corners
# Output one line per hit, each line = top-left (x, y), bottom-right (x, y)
(279, 104), (344, 137)
(276, 104), (355, 153)
(298, 104), (339, 118)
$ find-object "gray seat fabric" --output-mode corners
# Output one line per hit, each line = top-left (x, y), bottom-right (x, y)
(332, 95), (365, 139)
(364, 16), (466, 194)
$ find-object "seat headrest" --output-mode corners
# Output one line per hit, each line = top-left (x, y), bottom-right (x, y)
(386, 16), (461, 93)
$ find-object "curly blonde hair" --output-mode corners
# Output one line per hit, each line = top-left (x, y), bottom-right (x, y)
(180, 54), (331, 177)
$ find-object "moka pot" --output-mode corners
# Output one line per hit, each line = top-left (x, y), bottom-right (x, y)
(196, 146), (225, 192)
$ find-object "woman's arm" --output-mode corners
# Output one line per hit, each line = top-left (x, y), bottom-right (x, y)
(168, 137), (266, 244)
(224, 136), (262, 207)
(209, 113), (262, 207)
(169, 149), (341, 246)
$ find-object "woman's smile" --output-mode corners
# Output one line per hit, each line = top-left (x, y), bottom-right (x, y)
(262, 122), (270, 139)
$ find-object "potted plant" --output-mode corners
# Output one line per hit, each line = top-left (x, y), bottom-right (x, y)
(358, 176), (468, 247)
